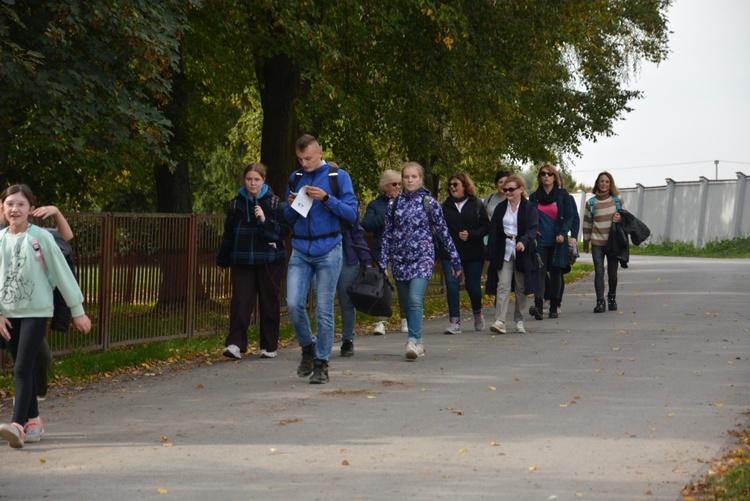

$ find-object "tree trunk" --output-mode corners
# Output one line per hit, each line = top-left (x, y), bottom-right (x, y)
(155, 51), (194, 309)
(255, 52), (301, 198)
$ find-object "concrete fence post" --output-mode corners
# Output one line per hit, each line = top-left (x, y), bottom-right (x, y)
(732, 171), (748, 239)
(695, 176), (710, 248)
(664, 179), (676, 243)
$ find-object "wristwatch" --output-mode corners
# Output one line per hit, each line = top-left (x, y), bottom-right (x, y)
(322, 194), (330, 203)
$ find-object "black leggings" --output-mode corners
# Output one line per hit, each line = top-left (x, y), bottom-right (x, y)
(592, 245), (619, 299)
(7, 317), (46, 424)
(536, 246), (562, 309)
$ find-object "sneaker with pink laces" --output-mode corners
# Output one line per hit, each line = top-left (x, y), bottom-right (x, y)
(24, 418), (44, 443)
(0, 422), (25, 448)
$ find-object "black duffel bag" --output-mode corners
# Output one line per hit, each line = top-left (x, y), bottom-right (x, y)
(346, 245), (394, 318)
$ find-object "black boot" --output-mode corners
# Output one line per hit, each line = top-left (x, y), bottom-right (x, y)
(529, 300), (543, 320)
(593, 298), (606, 313)
(608, 295), (617, 311)
(297, 343), (316, 377)
(548, 299), (559, 319)
(340, 339), (354, 357)
(309, 359), (329, 384)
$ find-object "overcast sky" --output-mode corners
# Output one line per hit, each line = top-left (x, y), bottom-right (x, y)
(566, 0), (750, 189)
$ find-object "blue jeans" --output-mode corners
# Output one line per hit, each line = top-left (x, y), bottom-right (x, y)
(336, 260), (359, 342)
(286, 243), (343, 362)
(395, 278), (429, 343)
(442, 259), (485, 319)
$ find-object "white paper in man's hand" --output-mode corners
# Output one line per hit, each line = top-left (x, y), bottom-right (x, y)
(290, 185), (313, 217)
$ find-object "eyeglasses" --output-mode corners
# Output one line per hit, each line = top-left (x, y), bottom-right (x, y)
(539, 171), (555, 177)
(3, 201), (27, 209)
(449, 182), (461, 188)
(502, 186), (519, 193)
(390, 182), (401, 187)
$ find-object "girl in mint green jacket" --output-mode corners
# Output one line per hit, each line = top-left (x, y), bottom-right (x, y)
(0, 184), (91, 449)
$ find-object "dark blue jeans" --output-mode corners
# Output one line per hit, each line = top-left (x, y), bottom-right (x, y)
(442, 259), (485, 319)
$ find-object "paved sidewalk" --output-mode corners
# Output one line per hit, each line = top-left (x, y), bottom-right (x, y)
(1, 255), (749, 500)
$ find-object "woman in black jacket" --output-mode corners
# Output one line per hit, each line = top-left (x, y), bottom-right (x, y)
(440, 172), (490, 334)
(216, 163), (289, 359)
(485, 174), (539, 334)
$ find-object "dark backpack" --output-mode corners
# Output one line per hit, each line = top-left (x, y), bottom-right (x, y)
(46, 229), (76, 332)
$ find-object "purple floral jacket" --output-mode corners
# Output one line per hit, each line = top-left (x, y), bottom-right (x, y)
(380, 187), (461, 281)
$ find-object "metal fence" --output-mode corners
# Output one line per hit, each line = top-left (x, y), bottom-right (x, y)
(2, 213), (446, 361)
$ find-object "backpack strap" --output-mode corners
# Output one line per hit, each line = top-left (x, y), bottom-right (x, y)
(588, 197), (596, 219)
(328, 165), (339, 198)
(27, 225), (48, 274)
(612, 195), (622, 211)
(288, 170), (304, 194)
(289, 164), (340, 198)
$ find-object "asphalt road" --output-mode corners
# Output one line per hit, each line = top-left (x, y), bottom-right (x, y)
(1, 255), (748, 500)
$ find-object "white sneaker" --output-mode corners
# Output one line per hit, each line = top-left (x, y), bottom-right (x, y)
(415, 343), (425, 357)
(489, 321), (506, 334)
(260, 349), (277, 358)
(405, 341), (419, 360)
(516, 321), (526, 333)
(373, 321), (386, 336)
(222, 344), (242, 360)
(0, 423), (24, 449)
(400, 319), (408, 333)
(473, 312), (485, 331)
(444, 319), (462, 335)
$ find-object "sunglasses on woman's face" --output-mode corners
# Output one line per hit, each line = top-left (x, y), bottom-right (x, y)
(390, 182), (401, 187)
(503, 186), (519, 193)
(539, 171), (555, 177)
(449, 182), (461, 188)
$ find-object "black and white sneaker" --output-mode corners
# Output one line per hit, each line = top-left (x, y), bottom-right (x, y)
(222, 344), (242, 360)
(340, 340), (354, 357)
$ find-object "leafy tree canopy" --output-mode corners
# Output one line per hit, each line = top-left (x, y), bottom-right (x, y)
(0, 0), (198, 209)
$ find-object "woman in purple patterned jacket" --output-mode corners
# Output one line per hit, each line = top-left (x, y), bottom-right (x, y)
(380, 162), (461, 360)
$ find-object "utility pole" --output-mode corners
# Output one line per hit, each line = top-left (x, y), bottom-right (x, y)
(715, 160), (719, 180)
